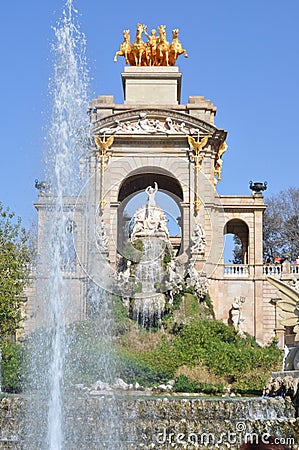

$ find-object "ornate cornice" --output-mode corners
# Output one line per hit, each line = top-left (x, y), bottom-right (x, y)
(92, 108), (226, 143)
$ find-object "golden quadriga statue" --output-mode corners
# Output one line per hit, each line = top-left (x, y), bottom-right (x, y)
(114, 24), (188, 66)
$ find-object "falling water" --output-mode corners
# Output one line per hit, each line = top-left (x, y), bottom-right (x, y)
(25, 1), (90, 448)
(133, 237), (166, 327)
(46, 2), (89, 446)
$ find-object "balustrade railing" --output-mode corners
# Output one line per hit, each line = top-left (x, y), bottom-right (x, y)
(223, 264), (249, 277)
(222, 263), (299, 278)
(263, 263), (299, 277)
(290, 264), (299, 275)
(263, 264), (282, 276)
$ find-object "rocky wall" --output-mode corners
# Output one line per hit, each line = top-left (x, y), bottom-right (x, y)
(0, 394), (298, 449)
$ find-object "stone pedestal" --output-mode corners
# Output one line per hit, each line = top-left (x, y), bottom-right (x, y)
(121, 66), (182, 104)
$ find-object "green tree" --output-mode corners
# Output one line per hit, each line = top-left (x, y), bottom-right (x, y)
(232, 235), (243, 264)
(0, 203), (32, 340)
(263, 187), (299, 261)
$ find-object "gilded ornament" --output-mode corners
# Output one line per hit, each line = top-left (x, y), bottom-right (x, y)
(114, 24), (188, 67)
(214, 140), (227, 188)
(94, 134), (115, 210)
(187, 133), (211, 213)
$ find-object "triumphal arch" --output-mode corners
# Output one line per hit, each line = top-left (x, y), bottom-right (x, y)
(28, 25), (299, 346)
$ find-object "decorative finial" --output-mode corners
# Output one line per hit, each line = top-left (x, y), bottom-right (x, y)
(35, 179), (51, 194)
(249, 181), (267, 194)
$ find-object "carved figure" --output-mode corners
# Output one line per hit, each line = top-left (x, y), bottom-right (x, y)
(167, 259), (177, 283)
(145, 182), (158, 207)
(230, 296), (245, 334)
(99, 116), (201, 136)
(186, 264), (209, 298)
(264, 375), (299, 404)
(263, 377), (274, 396)
(264, 376), (283, 397)
(97, 219), (109, 253)
(137, 113), (157, 132)
(282, 375), (299, 402)
(156, 25), (170, 66)
(144, 27), (159, 65)
(113, 29), (134, 65)
(190, 223), (206, 256)
(158, 211), (169, 238)
(130, 210), (145, 241)
(169, 29), (188, 65)
(214, 141), (227, 187)
(130, 195), (170, 242)
(119, 260), (132, 281)
(164, 117), (175, 131)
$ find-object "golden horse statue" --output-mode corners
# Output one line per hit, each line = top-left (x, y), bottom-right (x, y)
(169, 29), (188, 66)
(113, 29), (134, 65)
(114, 24), (188, 67)
(156, 25), (170, 66)
(131, 23), (147, 66)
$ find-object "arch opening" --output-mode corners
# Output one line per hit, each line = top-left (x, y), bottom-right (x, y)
(224, 219), (249, 264)
(117, 169), (183, 257)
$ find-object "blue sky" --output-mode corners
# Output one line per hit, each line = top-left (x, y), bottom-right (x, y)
(1, 0), (298, 229)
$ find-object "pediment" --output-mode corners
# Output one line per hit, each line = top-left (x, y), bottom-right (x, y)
(93, 108), (225, 141)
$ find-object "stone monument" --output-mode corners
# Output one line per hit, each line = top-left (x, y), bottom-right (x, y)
(24, 23), (296, 349)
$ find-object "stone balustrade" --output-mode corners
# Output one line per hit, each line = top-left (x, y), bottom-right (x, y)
(222, 263), (299, 279)
(223, 264), (249, 277)
(263, 263), (299, 278)
(263, 264), (283, 276)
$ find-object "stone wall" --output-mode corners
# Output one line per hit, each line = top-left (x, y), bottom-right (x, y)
(1, 394), (298, 449)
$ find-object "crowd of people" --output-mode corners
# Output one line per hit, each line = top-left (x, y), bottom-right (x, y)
(264, 255), (299, 265)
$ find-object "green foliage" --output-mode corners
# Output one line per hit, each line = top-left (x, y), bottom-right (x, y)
(111, 295), (130, 335)
(117, 350), (171, 386)
(154, 281), (167, 293)
(182, 293), (201, 317)
(232, 235), (243, 264)
(163, 243), (173, 271)
(263, 187), (299, 260)
(202, 293), (215, 319)
(132, 281), (142, 293)
(172, 292), (183, 310)
(117, 320), (282, 395)
(0, 203), (33, 340)
(173, 374), (224, 395)
(122, 239), (143, 263)
(0, 340), (23, 393)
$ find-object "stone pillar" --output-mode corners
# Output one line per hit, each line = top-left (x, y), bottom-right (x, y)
(121, 66), (182, 104)
(110, 201), (120, 269)
(181, 202), (190, 254)
(253, 193), (266, 342)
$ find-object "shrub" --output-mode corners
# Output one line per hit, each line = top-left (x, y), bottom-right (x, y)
(116, 319), (282, 395)
(173, 374), (224, 395)
(0, 340), (23, 393)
